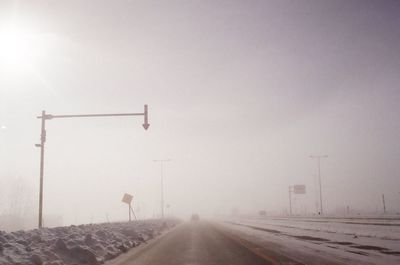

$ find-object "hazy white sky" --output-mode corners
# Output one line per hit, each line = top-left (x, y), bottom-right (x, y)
(1, 0), (400, 227)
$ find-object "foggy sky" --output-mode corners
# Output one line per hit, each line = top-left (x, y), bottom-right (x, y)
(1, 0), (400, 227)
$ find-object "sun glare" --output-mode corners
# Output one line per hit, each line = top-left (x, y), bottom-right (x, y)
(0, 25), (39, 72)
(1, 29), (29, 63)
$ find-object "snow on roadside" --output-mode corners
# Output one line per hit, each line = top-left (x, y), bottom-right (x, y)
(0, 219), (179, 265)
(235, 216), (400, 241)
(222, 216), (400, 265)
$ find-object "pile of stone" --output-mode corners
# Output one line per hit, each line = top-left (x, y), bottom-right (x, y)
(0, 219), (177, 265)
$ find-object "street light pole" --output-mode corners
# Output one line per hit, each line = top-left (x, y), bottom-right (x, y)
(36, 105), (150, 228)
(288, 186), (293, 216)
(310, 155), (328, 215)
(153, 159), (171, 218)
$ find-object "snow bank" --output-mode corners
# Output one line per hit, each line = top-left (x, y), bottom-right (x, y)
(0, 219), (178, 265)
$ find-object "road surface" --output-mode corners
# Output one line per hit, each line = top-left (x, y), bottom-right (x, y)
(109, 221), (296, 265)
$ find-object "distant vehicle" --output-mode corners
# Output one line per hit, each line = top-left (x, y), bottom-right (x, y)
(259, 210), (266, 216)
(191, 214), (200, 221)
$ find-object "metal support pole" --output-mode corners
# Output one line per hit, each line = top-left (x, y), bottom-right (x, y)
(317, 158), (323, 215)
(130, 204), (137, 220)
(289, 186), (292, 216)
(161, 162), (164, 218)
(129, 204), (132, 221)
(153, 159), (170, 219)
(310, 155), (327, 215)
(382, 194), (386, 214)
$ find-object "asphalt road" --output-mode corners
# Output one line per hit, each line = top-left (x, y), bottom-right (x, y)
(110, 221), (285, 265)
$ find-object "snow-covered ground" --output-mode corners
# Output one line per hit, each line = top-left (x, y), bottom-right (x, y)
(0, 219), (178, 265)
(223, 216), (400, 265)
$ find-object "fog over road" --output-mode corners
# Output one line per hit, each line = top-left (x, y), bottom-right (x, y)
(109, 221), (286, 265)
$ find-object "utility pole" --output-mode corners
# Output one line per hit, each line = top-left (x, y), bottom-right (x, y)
(153, 159), (171, 218)
(37, 111), (46, 229)
(36, 105), (149, 228)
(310, 155), (328, 215)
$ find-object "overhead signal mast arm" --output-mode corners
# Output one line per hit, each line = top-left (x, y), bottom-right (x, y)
(37, 105), (150, 130)
(35, 104), (149, 228)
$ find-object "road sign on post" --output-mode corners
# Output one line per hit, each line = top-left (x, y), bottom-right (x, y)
(293, 185), (306, 194)
(122, 193), (133, 204)
(289, 185), (306, 216)
(122, 193), (136, 221)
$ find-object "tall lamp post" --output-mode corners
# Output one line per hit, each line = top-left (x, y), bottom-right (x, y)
(288, 186), (293, 216)
(153, 159), (171, 218)
(309, 155), (328, 215)
(36, 105), (150, 228)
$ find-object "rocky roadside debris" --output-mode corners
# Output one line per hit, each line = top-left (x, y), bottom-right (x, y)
(0, 219), (178, 265)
